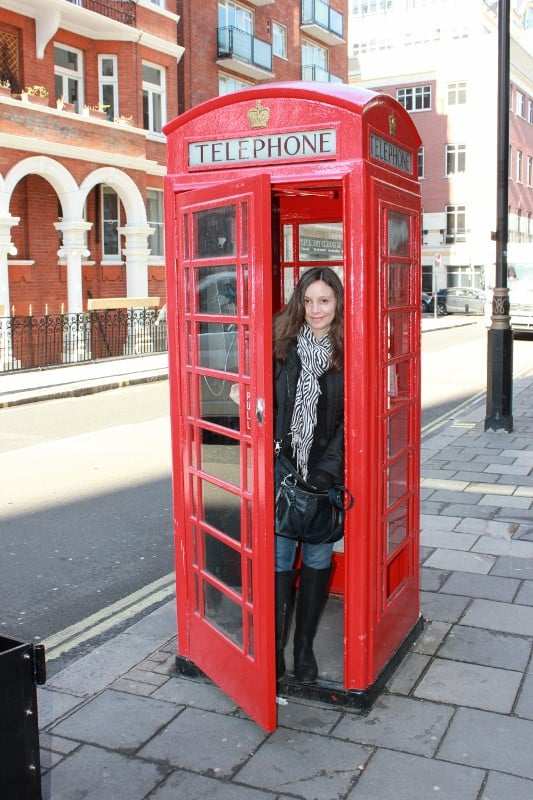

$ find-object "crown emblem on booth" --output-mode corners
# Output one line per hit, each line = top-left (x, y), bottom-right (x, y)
(247, 100), (270, 129)
(389, 113), (397, 137)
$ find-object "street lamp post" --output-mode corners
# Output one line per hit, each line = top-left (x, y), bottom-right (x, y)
(485, 0), (513, 432)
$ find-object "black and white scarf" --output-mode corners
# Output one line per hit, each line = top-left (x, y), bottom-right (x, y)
(290, 322), (333, 480)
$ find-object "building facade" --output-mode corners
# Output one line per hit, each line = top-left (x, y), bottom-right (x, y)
(0, 0), (184, 335)
(348, 0), (533, 294)
(177, 0), (347, 114)
(0, 0), (347, 362)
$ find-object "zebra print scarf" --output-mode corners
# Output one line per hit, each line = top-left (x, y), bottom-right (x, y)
(290, 322), (333, 480)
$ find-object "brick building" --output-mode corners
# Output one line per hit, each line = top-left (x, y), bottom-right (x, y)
(0, 0), (347, 368)
(348, 0), (533, 294)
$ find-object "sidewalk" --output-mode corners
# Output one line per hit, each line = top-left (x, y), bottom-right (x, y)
(5, 318), (533, 800)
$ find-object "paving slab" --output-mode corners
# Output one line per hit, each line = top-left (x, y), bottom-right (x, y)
(461, 598), (533, 636)
(440, 571), (520, 602)
(147, 770), (277, 800)
(438, 624), (532, 671)
(50, 689), (181, 753)
(420, 591), (470, 624)
(138, 707), (267, 777)
(346, 749), (484, 800)
(236, 726), (370, 800)
(413, 658), (522, 713)
(438, 707), (533, 780)
(41, 744), (170, 800)
(332, 695), (454, 757)
(481, 772), (533, 800)
(423, 548), (495, 574)
(515, 672), (533, 721)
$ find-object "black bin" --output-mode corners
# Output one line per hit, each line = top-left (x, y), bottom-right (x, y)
(0, 636), (46, 800)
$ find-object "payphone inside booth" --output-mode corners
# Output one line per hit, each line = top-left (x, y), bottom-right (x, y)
(163, 83), (423, 732)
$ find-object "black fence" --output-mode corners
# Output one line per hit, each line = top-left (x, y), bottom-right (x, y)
(0, 308), (167, 372)
(66, 0), (136, 26)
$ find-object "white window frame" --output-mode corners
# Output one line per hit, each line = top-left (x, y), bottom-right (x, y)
(397, 85), (431, 112)
(447, 81), (466, 105)
(142, 61), (166, 134)
(102, 186), (121, 260)
(446, 144), (466, 176)
(98, 55), (118, 121)
(418, 146), (424, 179)
(515, 90), (525, 117)
(516, 150), (523, 183)
(527, 156), (533, 188)
(528, 100), (533, 124)
(146, 189), (164, 258)
(272, 21), (287, 59)
(446, 204), (466, 243)
(54, 43), (84, 112)
(218, 72), (251, 95)
(218, 1), (253, 33)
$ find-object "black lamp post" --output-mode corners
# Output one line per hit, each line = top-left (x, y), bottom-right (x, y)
(485, 0), (513, 432)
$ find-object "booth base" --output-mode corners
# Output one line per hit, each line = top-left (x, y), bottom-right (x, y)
(175, 596), (424, 714)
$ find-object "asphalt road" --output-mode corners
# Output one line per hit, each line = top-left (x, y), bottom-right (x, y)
(0, 319), (530, 671)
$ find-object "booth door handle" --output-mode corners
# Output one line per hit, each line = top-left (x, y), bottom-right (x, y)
(256, 397), (265, 425)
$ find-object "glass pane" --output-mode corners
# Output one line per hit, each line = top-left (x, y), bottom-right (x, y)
(196, 266), (237, 315)
(387, 504), (408, 556)
(388, 407), (410, 459)
(299, 223), (343, 262)
(200, 430), (240, 485)
(197, 324), (238, 372)
(388, 262), (410, 307)
(204, 583), (243, 647)
(387, 359), (411, 408)
(283, 224), (293, 261)
(387, 455), (409, 508)
(240, 202), (248, 256)
(388, 210), (410, 257)
(183, 214), (190, 261)
(204, 532), (242, 591)
(242, 263), (249, 316)
(388, 313), (411, 358)
(194, 207), (236, 258)
(201, 479), (241, 541)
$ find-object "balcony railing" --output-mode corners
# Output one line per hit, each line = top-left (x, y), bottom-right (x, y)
(301, 0), (344, 39)
(301, 64), (343, 83)
(65, 0), (136, 27)
(217, 27), (273, 72)
(0, 309), (167, 372)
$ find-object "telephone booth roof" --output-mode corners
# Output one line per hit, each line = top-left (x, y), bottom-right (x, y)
(164, 82), (421, 182)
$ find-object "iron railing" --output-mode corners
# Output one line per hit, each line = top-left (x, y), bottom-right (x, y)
(217, 27), (273, 72)
(0, 308), (167, 372)
(65, 0), (136, 27)
(301, 0), (344, 39)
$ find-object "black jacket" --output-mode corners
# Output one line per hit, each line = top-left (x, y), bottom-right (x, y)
(274, 343), (344, 483)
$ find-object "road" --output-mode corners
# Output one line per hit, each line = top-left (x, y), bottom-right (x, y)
(0, 320), (531, 671)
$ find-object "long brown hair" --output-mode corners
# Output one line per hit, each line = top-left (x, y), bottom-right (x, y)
(273, 267), (344, 371)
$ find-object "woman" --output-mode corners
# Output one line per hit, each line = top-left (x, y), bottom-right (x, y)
(273, 267), (344, 683)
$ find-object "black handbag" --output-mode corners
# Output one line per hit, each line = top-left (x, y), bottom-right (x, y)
(274, 367), (354, 544)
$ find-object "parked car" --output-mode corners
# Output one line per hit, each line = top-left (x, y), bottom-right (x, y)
(425, 292), (447, 315)
(421, 292), (433, 313)
(433, 287), (487, 315)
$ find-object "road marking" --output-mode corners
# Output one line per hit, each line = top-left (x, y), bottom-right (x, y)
(44, 572), (175, 661)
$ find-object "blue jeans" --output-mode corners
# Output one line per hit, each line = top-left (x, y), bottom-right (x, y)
(275, 534), (334, 572)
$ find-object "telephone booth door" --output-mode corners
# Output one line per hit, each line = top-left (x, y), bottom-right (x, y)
(167, 174), (277, 731)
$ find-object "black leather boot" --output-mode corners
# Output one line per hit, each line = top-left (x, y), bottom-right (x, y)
(275, 569), (297, 680)
(293, 564), (331, 683)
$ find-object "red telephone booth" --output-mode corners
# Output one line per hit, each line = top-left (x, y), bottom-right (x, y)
(163, 83), (422, 732)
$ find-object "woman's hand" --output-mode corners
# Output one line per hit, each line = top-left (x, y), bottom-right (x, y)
(229, 383), (240, 405)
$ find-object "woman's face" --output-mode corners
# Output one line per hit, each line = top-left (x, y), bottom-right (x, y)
(303, 279), (337, 339)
